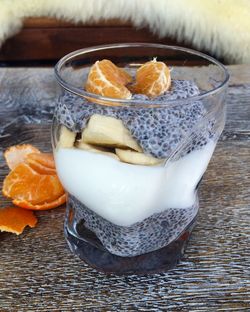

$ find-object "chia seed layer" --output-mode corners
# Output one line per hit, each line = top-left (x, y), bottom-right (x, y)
(69, 195), (198, 257)
(55, 79), (214, 158)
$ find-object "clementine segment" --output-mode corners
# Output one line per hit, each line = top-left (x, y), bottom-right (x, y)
(101, 60), (132, 85)
(13, 194), (66, 211)
(25, 153), (55, 169)
(3, 163), (64, 205)
(85, 59), (132, 99)
(4, 144), (40, 170)
(134, 59), (171, 98)
(26, 159), (56, 175)
(0, 206), (37, 235)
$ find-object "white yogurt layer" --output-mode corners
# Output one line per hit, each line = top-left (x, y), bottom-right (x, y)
(55, 142), (215, 226)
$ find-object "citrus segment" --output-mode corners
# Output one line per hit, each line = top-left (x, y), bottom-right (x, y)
(134, 59), (171, 98)
(3, 163), (64, 205)
(13, 194), (66, 210)
(25, 153), (55, 169)
(4, 144), (40, 170)
(0, 206), (37, 235)
(26, 158), (56, 175)
(85, 59), (132, 99)
(101, 60), (132, 85)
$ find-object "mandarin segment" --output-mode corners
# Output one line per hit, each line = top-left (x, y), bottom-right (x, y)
(13, 194), (66, 211)
(0, 206), (37, 235)
(134, 60), (171, 98)
(25, 153), (55, 169)
(4, 144), (40, 170)
(101, 60), (132, 85)
(25, 158), (56, 175)
(85, 59), (132, 99)
(3, 163), (64, 205)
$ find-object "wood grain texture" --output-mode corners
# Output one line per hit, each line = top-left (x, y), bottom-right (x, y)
(0, 26), (178, 62)
(0, 65), (249, 311)
(23, 17), (132, 28)
(0, 18), (216, 64)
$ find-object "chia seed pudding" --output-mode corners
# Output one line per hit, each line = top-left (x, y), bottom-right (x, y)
(52, 43), (228, 274)
(55, 80), (213, 159)
(70, 195), (198, 257)
(54, 79), (216, 257)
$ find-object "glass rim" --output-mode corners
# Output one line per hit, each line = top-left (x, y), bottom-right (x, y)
(54, 43), (230, 107)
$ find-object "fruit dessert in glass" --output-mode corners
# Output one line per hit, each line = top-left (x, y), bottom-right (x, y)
(52, 44), (229, 274)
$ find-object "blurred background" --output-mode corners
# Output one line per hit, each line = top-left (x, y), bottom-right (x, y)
(0, 0), (249, 66)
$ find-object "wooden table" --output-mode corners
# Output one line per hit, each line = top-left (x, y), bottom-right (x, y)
(0, 66), (249, 311)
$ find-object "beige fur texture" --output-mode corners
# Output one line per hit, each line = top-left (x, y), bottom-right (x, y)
(0, 0), (250, 63)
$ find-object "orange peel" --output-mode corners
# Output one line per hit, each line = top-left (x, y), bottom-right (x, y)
(0, 206), (37, 235)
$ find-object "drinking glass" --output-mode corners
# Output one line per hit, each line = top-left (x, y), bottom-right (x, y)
(53, 43), (229, 274)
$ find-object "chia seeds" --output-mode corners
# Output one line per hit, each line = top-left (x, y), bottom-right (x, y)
(54, 79), (215, 158)
(69, 195), (198, 257)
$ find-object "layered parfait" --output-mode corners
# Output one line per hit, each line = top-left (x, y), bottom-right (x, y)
(53, 57), (218, 272)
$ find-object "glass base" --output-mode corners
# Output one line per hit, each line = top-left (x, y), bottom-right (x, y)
(64, 217), (196, 275)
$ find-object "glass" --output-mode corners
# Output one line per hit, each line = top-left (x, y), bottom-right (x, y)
(52, 43), (229, 274)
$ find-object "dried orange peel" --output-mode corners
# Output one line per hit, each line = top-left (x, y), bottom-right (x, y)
(0, 206), (37, 235)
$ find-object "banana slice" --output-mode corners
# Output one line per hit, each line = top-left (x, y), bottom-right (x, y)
(116, 148), (163, 166)
(76, 141), (119, 160)
(81, 114), (142, 152)
(58, 126), (76, 148)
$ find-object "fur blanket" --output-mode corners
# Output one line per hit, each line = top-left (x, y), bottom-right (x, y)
(0, 0), (250, 63)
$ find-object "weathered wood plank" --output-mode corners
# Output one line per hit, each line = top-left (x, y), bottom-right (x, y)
(0, 65), (249, 311)
(0, 141), (249, 311)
